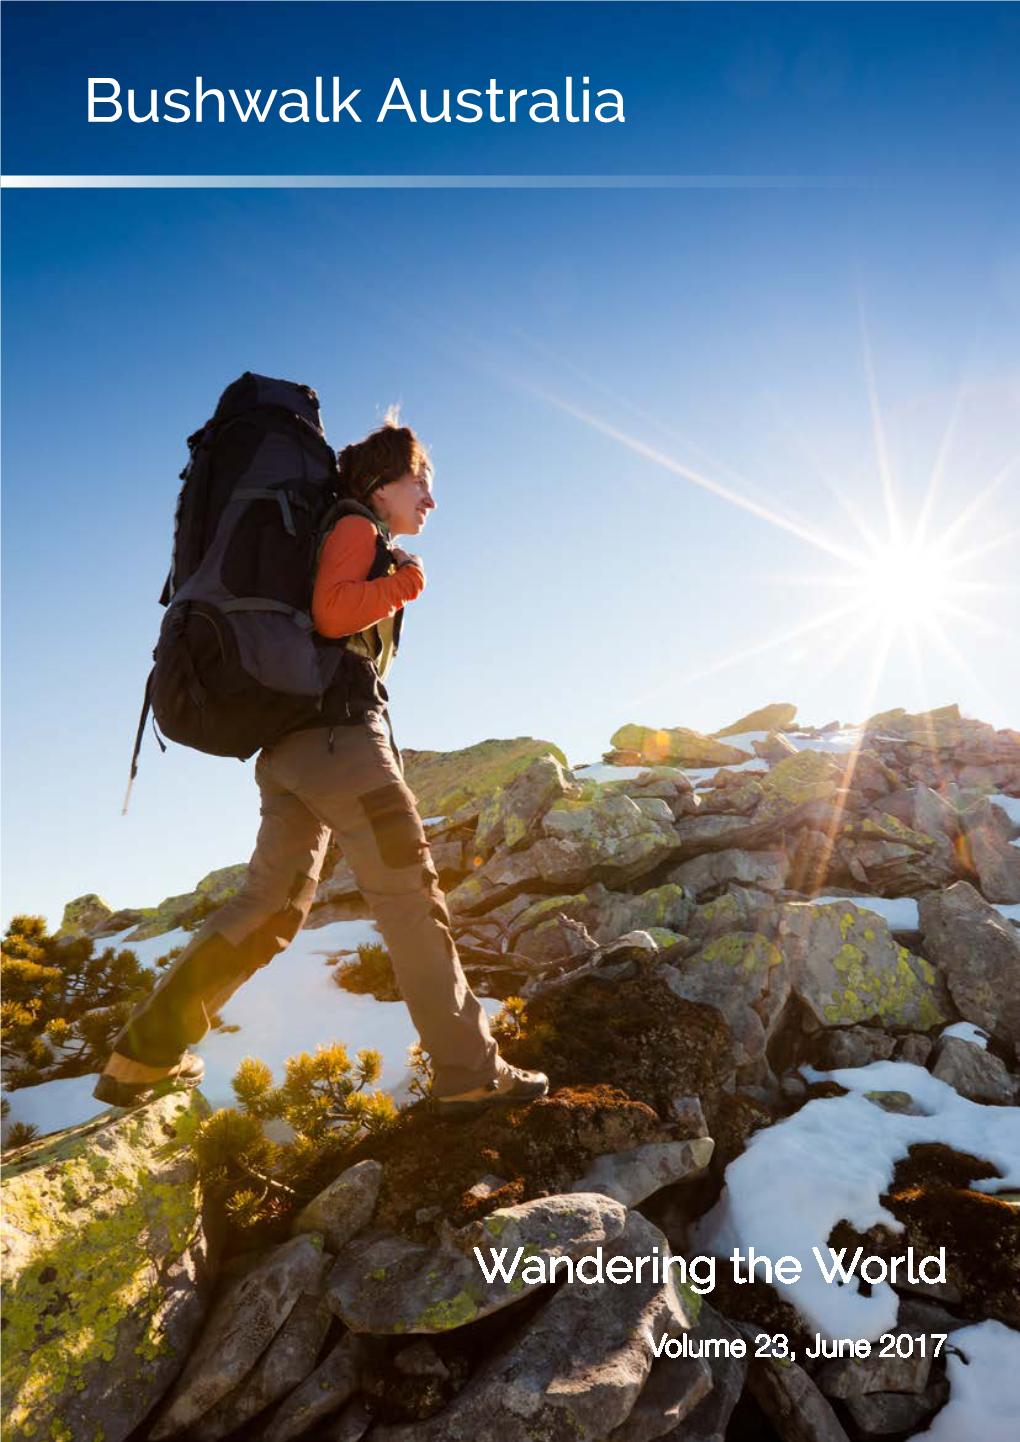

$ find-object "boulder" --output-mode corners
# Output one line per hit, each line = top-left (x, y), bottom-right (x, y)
(713, 702), (798, 738)
(291, 1158), (383, 1252)
(659, 933), (790, 1070)
(677, 1303), (749, 1442)
(260, 1333), (365, 1442)
(667, 847), (789, 899)
(919, 881), (1020, 1057)
(746, 1353), (851, 1442)
(753, 731), (800, 763)
(569, 1138), (715, 1207)
(149, 1233), (327, 1438)
(508, 882), (692, 965)
(448, 793), (681, 917)
(961, 822), (1020, 903)
(473, 754), (574, 859)
(402, 737), (570, 820)
(608, 723), (752, 769)
(1, 1093), (213, 1442)
(371, 1209), (699, 1442)
(930, 1035), (1017, 1104)
(191, 1286), (333, 1441)
(776, 901), (948, 1031)
(813, 1026), (897, 1069)
(755, 750), (842, 821)
(56, 892), (114, 938)
(326, 1193), (627, 1334)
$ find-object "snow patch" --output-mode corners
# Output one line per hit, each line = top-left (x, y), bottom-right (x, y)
(693, 1060), (1020, 1342)
(917, 1321), (1020, 1441)
(940, 1021), (990, 1050)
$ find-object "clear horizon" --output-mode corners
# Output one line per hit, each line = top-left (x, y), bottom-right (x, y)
(2, 2), (1018, 930)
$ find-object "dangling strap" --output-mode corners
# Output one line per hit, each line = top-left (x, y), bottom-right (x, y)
(382, 707), (405, 778)
(122, 668), (165, 815)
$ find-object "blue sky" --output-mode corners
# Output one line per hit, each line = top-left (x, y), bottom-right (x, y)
(2, 3), (1019, 929)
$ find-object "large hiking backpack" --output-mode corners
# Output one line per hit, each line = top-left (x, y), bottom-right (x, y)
(126, 372), (388, 806)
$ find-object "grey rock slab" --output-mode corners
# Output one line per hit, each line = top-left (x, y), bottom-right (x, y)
(474, 754), (575, 859)
(668, 848), (789, 899)
(291, 1159), (383, 1252)
(327, 1193), (627, 1334)
(319, 1398), (374, 1442)
(842, 1385), (947, 1435)
(919, 881), (1020, 1057)
(371, 1208), (698, 1442)
(667, 1095), (710, 1137)
(260, 1332), (364, 1442)
(191, 1285), (334, 1441)
(0, 1092), (214, 1442)
(816, 1341), (931, 1398)
(608, 1343), (712, 1441)
(966, 824), (1020, 903)
(570, 1138), (715, 1207)
(815, 1026), (896, 1070)
(149, 1232), (327, 1438)
(670, 1303), (748, 1442)
(746, 1355), (852, 1442)
(931, 1035), (1017, 1103)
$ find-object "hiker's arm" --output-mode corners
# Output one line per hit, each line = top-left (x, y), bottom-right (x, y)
(312, 515), (425, 639)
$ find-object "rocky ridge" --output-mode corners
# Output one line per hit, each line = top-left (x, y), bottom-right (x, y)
(4, 701), (1020, 1442)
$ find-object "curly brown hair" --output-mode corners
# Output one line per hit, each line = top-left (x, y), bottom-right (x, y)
(337, 418), (432, 504)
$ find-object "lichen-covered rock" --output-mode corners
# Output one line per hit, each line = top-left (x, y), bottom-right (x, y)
(714, 702), (798, 738)
(448, 794), (681, 916)
(608, 723), (752, 768)
(919, 881), (1020, 1058)
(1, 1092), (213, 1442)
(569, 1137), (715, 1206)
(371, 1209), (699, 1442)
(777, 900), (949, 1031)
(962, 822), (1020, 903)
(56, 891), (114, 938)
(509, 882), (692, 965)
(755, 749), (842, 821)
(402, 736), (570, 820)
(149, 1233), (327, 1438)
(660, 932), (790, 1070)
(473, 754), (574, 859)
(326, 1192), (627, 1334)
(291, 1158), (383, 1252)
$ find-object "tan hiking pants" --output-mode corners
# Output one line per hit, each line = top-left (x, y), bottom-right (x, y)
(114, 712), (500, 1095)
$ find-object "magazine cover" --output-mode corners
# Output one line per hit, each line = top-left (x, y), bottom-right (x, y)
(2, 3), (1018, 1438)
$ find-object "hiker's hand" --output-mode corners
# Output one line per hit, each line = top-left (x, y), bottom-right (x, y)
(393, 549), (425, 584)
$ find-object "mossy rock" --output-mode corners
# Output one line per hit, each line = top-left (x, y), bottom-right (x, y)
(402, 737), (569, 820)
(608, 724), (751, 769)
(56, 894), (114, 939)
(1, 1092), (214, 1442)
(756, 749), (841, 820)
(713, 703), (798, 738)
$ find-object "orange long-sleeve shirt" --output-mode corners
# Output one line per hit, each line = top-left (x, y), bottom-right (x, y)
(312, 515), (424, 640)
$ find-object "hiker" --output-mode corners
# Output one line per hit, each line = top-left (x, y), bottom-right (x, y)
(95, 407), (548, 1119)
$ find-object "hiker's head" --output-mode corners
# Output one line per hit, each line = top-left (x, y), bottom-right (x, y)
(337, 420), (435, 537)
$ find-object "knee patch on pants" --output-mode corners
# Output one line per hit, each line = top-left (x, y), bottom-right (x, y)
(360, 780), (424, 869)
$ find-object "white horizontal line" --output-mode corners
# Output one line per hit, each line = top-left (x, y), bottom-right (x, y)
(1, 173), (861, 190)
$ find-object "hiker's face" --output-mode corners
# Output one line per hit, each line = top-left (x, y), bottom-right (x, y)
(374, 469), (435, 537)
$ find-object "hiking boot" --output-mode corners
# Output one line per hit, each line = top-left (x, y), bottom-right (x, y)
(93, 1051), (205, 1109)
(434, 1063), (549, 1119)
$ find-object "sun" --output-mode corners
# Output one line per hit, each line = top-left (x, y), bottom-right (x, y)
(856, 541), (951, 629)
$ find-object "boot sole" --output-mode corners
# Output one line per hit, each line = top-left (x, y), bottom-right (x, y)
(433, 1084), (549, 1119)
(93, 1070), (204, 1109)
